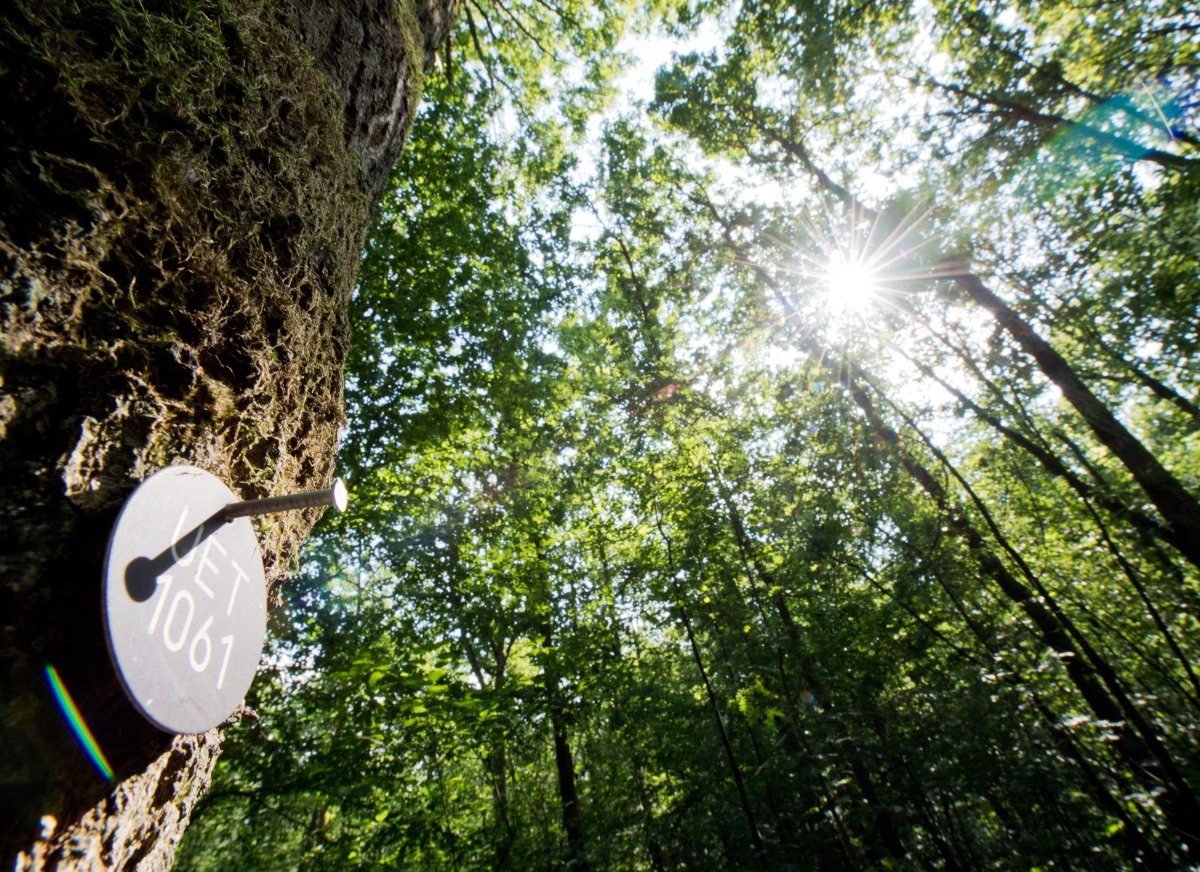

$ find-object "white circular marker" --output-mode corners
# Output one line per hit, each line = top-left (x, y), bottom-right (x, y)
(103, 466), (267, 734)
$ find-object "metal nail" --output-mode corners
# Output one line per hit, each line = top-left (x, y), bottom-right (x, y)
(220, 479), (348, 522)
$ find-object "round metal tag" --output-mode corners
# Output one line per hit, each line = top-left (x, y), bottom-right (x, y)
(102, 465), (267, 734)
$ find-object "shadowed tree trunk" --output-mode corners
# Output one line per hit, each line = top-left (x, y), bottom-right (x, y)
(0, 0), (456, 867)
(533, 563), (589, 872)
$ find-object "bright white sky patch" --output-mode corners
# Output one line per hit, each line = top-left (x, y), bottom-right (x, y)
(615, 19), (726, 105)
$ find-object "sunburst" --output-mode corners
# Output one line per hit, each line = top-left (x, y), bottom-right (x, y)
(821, 252), (881, 317)
(760, 194), (949, 336)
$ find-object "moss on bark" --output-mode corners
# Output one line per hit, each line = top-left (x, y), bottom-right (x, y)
(0, 0), (443, 866)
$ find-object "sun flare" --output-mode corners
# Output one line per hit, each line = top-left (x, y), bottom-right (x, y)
(822, 254), (879, 316)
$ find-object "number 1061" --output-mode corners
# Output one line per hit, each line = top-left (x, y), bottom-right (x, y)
(147, 575), (236, 690)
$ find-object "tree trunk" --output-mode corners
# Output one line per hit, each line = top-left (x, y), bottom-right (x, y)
(676, 599), (770, 870)
(950, 273), (1200, 569)
(928, 77), (1195, 170)
(0, 0), (455, 867)
(538, 609), (588, 871)
(713, 479), (908, 862)
(550, 705), (589, 872)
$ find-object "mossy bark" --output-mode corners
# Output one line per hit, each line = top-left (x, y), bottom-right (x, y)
(0, 0), (455, 867)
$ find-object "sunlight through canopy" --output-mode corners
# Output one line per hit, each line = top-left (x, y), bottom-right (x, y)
(821, 253), (879, 316)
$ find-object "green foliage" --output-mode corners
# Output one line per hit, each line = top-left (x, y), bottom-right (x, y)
(181, 0), (1200, 868)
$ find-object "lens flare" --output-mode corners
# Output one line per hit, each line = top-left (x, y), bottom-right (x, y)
(45, 664), (114, 781)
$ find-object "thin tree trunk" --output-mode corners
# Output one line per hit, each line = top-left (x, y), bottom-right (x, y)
(891, 343), (1196, 574)
(709, 634), (797, 858)
(549, 705), (588, 872)
(928, 77), (1195, 170)
(956, 12), (1200, 150)
(676, 599), (770, 870)
(652, 503), (772, 869)
(949, 272), (1200, 567)
(1121, 361), (1200, 426)
(839, 374), (1200, 856)
(711, 473), (909, 863)
(1061, 315), (1200, 428)
(536, 588), (588, 872)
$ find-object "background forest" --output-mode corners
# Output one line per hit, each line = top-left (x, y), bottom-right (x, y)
(177, 0), (1199, 867)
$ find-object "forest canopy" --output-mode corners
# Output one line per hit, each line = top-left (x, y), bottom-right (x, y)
(177, 0), (1199, 867)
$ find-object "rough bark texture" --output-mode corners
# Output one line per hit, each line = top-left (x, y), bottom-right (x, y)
(0, 0), (455, 867)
